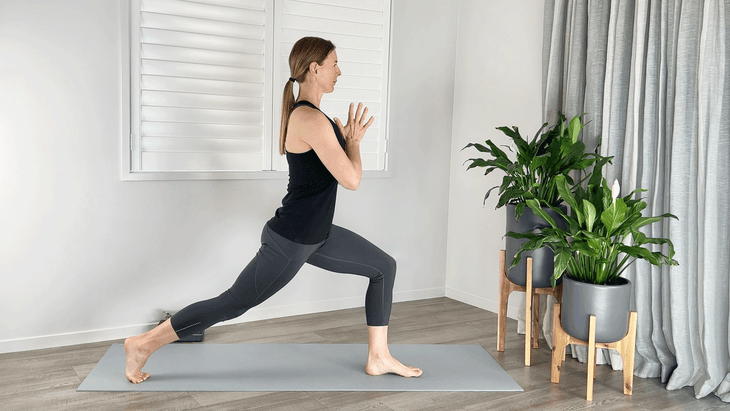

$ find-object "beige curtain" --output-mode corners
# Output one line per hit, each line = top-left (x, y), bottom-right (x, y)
(539, 0), (730, 401)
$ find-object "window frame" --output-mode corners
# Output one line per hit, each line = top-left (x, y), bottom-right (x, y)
(120, 0), (393, 181)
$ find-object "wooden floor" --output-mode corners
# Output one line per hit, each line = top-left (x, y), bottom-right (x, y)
(1, 297), (726, 410)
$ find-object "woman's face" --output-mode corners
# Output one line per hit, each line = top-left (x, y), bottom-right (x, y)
(314, 50), (341, 93)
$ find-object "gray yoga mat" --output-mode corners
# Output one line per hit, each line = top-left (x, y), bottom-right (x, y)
(77, 343), (522, 392)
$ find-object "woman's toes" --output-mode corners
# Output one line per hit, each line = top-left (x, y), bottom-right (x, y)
(128, 371), (150, 384)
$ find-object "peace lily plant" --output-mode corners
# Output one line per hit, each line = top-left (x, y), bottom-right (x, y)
(506, 163), (679, 287)
(462, 113), (603, 219)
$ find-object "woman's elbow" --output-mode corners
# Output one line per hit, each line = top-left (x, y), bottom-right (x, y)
(342, 177), (360, 191)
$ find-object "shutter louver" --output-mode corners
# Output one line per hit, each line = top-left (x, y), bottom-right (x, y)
(274, 0), (391, 171)
(132, 0), (272, 172)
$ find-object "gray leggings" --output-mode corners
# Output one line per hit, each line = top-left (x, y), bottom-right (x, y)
(170, 224), (396, 338)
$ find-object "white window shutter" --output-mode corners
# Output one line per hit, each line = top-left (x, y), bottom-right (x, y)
(130, 0), (274, 173)
(273, 0), (391, 171)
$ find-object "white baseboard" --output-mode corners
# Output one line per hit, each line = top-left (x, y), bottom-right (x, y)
(0, 287), (445, 355)
(444, 287), (520, 320)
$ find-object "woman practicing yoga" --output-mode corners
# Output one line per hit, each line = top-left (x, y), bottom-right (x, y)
(124, 36), (422, 383)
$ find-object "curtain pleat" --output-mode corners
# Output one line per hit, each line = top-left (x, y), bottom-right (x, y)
(541, 0), (730, 401)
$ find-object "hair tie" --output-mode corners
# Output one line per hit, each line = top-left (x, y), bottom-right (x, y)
(289, 77), (296, 83)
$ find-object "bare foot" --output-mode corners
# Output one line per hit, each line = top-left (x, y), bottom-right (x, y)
(366, 353), (423, 377)
(124, 336), (151, 383)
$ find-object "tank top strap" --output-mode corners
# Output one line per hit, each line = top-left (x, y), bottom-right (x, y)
(292, 100), (319, 112)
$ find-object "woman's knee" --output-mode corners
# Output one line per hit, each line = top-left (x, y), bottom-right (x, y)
(380, 254), (397, 285)
(218, 290), (252, 321)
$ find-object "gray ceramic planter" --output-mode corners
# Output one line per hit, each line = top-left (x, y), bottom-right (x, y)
(561, 275), (632, 343)
(505, 203), (567, 288)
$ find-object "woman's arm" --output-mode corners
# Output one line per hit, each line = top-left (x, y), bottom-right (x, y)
(290, 103), (373, 190)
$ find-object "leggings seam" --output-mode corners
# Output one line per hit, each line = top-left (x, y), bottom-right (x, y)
(175, 321), (201, 335)
(249, 258), (293, 306)
(310, 253), (384, 278)
(264, 227), (293, 259)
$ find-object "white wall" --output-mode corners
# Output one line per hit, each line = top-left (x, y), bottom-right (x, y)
(0, 0), (459, 353)
(445, 0), (545, 318)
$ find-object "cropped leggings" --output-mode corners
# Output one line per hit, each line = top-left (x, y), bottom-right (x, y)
(170, 224), (397, 339)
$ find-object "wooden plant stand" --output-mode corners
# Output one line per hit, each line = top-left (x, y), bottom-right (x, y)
(497, 249), (562, 366)
(550, 303), (638, 401)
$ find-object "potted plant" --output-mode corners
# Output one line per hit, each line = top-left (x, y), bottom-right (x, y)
(506, 165), (679, 343)
(463, 113), (607, 287)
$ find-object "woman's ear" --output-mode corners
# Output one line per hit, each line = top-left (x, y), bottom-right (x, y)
(309, 61), (318, 75)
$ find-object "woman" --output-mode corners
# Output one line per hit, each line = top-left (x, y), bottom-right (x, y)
(124, 37), (422, 384)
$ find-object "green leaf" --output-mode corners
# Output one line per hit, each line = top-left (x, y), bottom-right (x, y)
(462, 142), (490, 153)
(531, 154), (550, 170)
(567, 141), (587, 164)
(583, 199), (597, 231)
(568, 115), (584, 143)
(525, 199), (558, 228)
(484, 140), (511, 161)
(601, 179), (613, 210)
(483, 166), (498, 176)
(617, 244), (658, 263)
(555, 175), (584, 226)
(532, 122), (549, 144)
(497, 188), (525, 208)
(505, 230), (540, 240)
(633, 216), (662, 230)
(623, 187), (648, 200)
(572, 241), (600, 257)
(588, 156), (613, 188)
(515, 202), (527, 221)
(498, 176), (517, 192)
(553, 250), (572, 283)
(463, 158), (492, 170)
(483, 186), (499, 204)
(590, 239), (606, 258)
(507, 236), (542, 269)
(601, 197), (627, 235)
(632, 231), (647, 244)
(497, 126), (529, 154)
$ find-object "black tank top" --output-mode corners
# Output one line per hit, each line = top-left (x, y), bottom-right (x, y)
(266, 100), (346, 244)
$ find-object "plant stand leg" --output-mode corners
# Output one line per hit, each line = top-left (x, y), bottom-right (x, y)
(532, 293), (540, 349)
(587, 315), (597, 402)
(554, 283), (565, 361)
(497, 250), (509, 352)
(551, 303), (567, 384)
(620, 311), (638, 395)
(525, 257), (533, 366)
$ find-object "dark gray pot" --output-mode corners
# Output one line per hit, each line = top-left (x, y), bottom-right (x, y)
(561, 275), (632, 343)
(505, 203), (567, 288)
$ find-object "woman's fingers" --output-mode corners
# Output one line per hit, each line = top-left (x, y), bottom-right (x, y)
(354, 102), (364, 124)
(360, 107), (369, 125)
(348, 102), (355, 125)
(334, 117), (345, 135)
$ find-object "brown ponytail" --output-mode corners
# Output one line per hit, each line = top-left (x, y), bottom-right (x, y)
(279, 37), (336, 155)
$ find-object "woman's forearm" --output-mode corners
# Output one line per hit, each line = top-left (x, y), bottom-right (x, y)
(345, 141), (362, 189)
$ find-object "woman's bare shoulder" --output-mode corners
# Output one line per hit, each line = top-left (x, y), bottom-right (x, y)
(289, 106), (333, 140)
